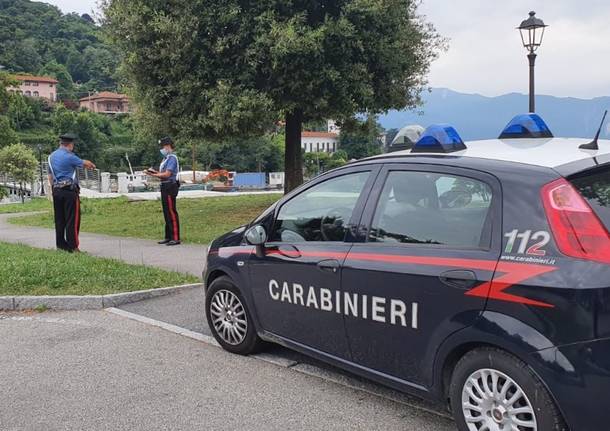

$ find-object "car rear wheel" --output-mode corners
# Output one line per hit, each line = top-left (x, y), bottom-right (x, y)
(449, 347), (567, 431)
(205, 276), (263, 355)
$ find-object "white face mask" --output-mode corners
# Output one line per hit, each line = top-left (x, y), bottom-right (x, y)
(160, 148), (169, 157)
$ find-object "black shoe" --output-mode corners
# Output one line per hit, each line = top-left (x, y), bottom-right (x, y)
(158, 239), (170, 245)
(166, 240), (181, 246)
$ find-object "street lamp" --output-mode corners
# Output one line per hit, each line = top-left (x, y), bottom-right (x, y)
(518, 11), (548, 113)
(37, 144), (45, 196)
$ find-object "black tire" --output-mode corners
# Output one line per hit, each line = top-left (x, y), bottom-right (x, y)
(449, 347), (567, 431)
(205, 276), (263, 355)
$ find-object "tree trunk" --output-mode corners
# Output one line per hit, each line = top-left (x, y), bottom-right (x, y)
(284, 109), (304, 193)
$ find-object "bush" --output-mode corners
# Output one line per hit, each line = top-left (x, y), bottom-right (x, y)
(0, 143), (38, 203)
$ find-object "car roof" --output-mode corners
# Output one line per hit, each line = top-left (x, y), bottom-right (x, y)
(368, 137), (610, 169)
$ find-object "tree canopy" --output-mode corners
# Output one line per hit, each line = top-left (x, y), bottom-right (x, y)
(103, 0), (443, 191)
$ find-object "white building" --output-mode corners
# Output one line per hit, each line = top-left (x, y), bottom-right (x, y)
(301, 131), (339, 153)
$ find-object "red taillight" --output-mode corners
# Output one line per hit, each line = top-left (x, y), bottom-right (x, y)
(541, 178), (610, 264)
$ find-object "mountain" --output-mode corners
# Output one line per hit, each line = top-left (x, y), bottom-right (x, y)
(379, 88), (610, 141)
(0, 0), (118, 99)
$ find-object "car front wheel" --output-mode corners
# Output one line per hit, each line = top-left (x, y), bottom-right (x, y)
(449, 347), (567, 431)
(205, 276), (263, 355)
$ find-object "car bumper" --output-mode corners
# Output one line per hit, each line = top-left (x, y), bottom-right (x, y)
(531, 337), (610, 431)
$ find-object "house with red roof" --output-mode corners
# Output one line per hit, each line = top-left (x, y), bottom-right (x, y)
(79, 91), (131, 114)
(7, 75), (58, 102)
(301, 131), (339, 153)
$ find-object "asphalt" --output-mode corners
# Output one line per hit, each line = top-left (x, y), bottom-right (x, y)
(0, 310), (456, 431)
(117, 287), (451, 418)
(0, 212), (206, 276)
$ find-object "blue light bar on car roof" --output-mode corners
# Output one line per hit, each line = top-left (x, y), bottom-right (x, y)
(411, 124), (467, 153)
(499, 113), (553, 139)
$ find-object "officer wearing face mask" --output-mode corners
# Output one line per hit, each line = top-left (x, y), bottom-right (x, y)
(146, 137), (181, 245)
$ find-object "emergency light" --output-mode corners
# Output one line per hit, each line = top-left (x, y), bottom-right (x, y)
(411, 124), (466, 153)
(499, 113), (553, 139)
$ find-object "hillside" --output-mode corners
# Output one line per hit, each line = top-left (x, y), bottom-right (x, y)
(379, 88), (610, 141)
(0, 0), (118, 100)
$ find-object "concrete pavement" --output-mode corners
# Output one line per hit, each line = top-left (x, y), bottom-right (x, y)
(0, 213), (206, 276)
(0, 310), (455, 431)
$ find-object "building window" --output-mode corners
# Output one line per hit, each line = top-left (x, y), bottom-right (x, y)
(49, 83), (54, 87)
(25, 91), (31, 96)
(24, 81), (31, 86)
(32, 82), (39, 87)
(33, 91), (39, 97)
(50, 93), (54, 101)
(106, 103), (112, 111)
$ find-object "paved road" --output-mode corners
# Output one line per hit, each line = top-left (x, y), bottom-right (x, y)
(0, 310), (455, 431)
(118, 287), (451, 419)
(0, 213), (206, 276)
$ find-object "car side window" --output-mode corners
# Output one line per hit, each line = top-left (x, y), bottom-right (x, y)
(271, 171), (370, 242)
(369, 171), (493, 248)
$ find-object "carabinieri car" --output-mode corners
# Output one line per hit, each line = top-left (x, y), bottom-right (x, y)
(202, 113), (610, 431)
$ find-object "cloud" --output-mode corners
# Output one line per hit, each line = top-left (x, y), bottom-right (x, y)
(420, 0), (610, 98)
(44, 0), (98, 16)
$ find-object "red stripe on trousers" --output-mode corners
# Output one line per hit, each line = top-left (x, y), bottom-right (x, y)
(75, 197), (80, 249)
(167, 195), (178, 241)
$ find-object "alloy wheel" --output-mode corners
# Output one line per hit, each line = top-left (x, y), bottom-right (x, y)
(461, 368), (537, 431)
(209, 289), (248, 345)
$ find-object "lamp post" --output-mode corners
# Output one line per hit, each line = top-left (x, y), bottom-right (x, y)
(37, 144), (45, 196)
(518, 11), (548, 113)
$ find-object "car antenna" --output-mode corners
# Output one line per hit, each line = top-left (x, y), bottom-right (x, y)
(580, 110), (607, 150)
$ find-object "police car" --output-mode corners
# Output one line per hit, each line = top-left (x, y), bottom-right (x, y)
(203, 114), (610, 431)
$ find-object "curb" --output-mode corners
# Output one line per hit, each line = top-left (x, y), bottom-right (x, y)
(0, 283), (203, 311)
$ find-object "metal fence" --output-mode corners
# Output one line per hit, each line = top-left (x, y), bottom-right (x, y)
(41, 162), (102, 192)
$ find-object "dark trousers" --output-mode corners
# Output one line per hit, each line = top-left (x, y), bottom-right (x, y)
(161, 182), (180, 241)
(52, 188), (80, 251)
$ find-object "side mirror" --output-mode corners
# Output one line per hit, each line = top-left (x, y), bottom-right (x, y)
(245, 225), (267, 245)
(245, 225), (267, 258)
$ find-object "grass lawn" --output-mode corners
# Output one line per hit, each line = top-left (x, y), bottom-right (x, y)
(0, 242), (198, 296)
(0, 198), (52, 214)
(7, 194), (281, 244)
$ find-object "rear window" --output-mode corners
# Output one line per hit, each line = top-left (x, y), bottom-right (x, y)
(570, 166), (610, 230)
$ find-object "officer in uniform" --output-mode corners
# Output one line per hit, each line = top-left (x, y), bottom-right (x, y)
(146, 137), (181, 246)
(47, 134), (96, 252)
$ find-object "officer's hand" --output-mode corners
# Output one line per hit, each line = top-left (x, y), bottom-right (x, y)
(83, 160), (96, 170)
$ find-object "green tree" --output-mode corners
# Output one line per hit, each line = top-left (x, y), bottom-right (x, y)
(39, 61), (76, 101)
(339, 116), (383, 159)
(7, 94), (35, 130)
(103, 0), (443, 191)
(0, 143), (38, 202)
(0, 72), (17, 115)
(303, 150), (347, 178)
(0, 116), (19, 147)
(50, 104), (105, 161)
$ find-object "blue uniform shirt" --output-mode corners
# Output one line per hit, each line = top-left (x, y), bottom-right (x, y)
(48, 147), (84, 185)
(160, 154), (179, 183)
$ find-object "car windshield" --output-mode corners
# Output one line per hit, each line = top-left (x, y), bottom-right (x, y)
(570, 165), (610, 231)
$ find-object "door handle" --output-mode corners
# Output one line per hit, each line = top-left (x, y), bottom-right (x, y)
(439, 270), (478, 290)
(317, 259), (340, 273)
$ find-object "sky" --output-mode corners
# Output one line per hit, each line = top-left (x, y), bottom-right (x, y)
(43, 0), (610, 99)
